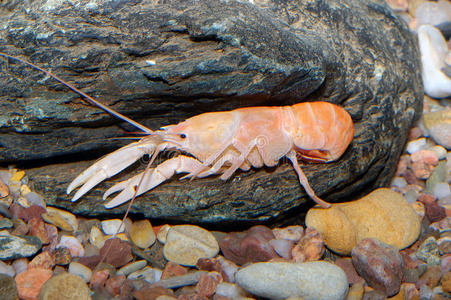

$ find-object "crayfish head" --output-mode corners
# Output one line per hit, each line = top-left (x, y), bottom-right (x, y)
(160, 111), (235, 161)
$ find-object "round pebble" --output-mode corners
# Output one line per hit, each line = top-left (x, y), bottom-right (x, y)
(236, 261), (348, 300)
(406, 138), (427, 154)
(38, 272), (91, 300)
(129, 219), (156, 249)
(163, 225), (219, 266)
(100, 219), (124, 235)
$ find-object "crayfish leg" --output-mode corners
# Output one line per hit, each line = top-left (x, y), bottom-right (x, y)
(286, 150), (332, 209)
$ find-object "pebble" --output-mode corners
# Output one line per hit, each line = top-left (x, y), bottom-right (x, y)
(0, 273), (19, 300)
(219, 225), (277, 265)
(305, 188), (421, 255)
(0, 260), (15, 277)
(162, 261), (188, 279)
(442, 271), (451, 293)
(12, 258), (28, 275)
(334, 258), (364, 285)
(423, 109), (451, 149)
(416, 265), (441, 289)
(117, 260), (147, 276)
(100, 219), (124, 235)
(435, 183), (451, 199)
(57, 235), (85, 257)
(128, 266), (162, 284)
(89, 226), (107, 249)
(272, 225), (304, 243)
(235, 261), (348, 300)
(0, 217), (13, 229)
(28, 217), (49, 244)
(215, 282), (250, 298)
(195, 271), (223, 298)
(68, 261), (92, 282)
(28, 251), (55, 270)
(291, 228), (324, 263)
(157, 224), (171, 244)
(164, 225), (219, 266)
(42, 207), (78, 232)
(406, 138), (427, 154)
(99, 238), (133, 268)
(0, 234), (42, 259)
(415, 0), (451, 28)
(269, 239), (294, 260)
(345, 282), (364, 300)
(24, 191), (45, 208)
(54, 246), (72, 265)
(15, 267), (53, 300)
(351, 238), (404, 297)
(129, 219), (156, 249)
(416, 236), (441, 265)
(0, 178), (9, 198)
(38, 272), (91, 300)
(418, 25), (451, 99)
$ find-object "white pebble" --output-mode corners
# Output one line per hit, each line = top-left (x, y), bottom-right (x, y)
(57, 235), (85, 257)
(405, 189), (419, 204)
(434, 183), (451, 199)
(128, 266), (162, 284)
(217, 256), (239, 283)
(391, 177), (407, 189)
(12, 258), (28, 275)
(68, 261), (92, 283)
(0, 260), (15, 277)
(269, 239), (294, 260)
(407, 138), (427, 154)
(216, 282), (250, 298)
(101, 219), (125, 235)
(430, 146), (447, 160)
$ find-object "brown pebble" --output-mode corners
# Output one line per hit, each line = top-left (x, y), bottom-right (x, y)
(133, 286), (175, 300)
(54, 247), (72, 265)
(99, 238), (133, 268)
(425, 201), (447, 223)
(90, 269), (110, 290)
(11, 219), (29, 236)
(77, 255), (102, 270)
(105, 274), (126, 296)
(28, 251), (55, 270)
(291, 228), (324, 263)
(161, 262), (188, 279)
(0, 178), (9, 198)
(195, 272), (222, 298)
(28, 217), (49, 244)
(196, 258), (228, 282)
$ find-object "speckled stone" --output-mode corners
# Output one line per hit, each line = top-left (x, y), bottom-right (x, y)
(0, 235), (42, 259)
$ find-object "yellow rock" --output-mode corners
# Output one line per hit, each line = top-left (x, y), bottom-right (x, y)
(305, 188), (421, 255)
(129, 219), (156, 249)
(10, 170), (25, 182)
(42, 207), (78, 232)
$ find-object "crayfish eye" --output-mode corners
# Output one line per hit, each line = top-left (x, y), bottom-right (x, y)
(180, 133), (186, 139)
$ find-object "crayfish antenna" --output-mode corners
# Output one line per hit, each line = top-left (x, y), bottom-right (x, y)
(0, 52), (153, 134)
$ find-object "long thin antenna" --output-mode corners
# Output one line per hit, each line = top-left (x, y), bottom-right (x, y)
(0, 52), (153, 134)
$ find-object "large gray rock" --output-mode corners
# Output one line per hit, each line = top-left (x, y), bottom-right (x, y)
(0, 0), (422, 223)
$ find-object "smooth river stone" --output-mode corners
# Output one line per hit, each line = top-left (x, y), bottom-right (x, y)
(235, 261), (348, 300)
(163, 225), (219, 266)
(305, 188), (421, 255)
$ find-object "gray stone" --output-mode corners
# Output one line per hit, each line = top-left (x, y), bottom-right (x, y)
(235, 261), (348, 300)
(0, 0), (422, 223)
(416, 237), (441, 266)
(0, 234), (42, 260)
(0, 218), (13, 230)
